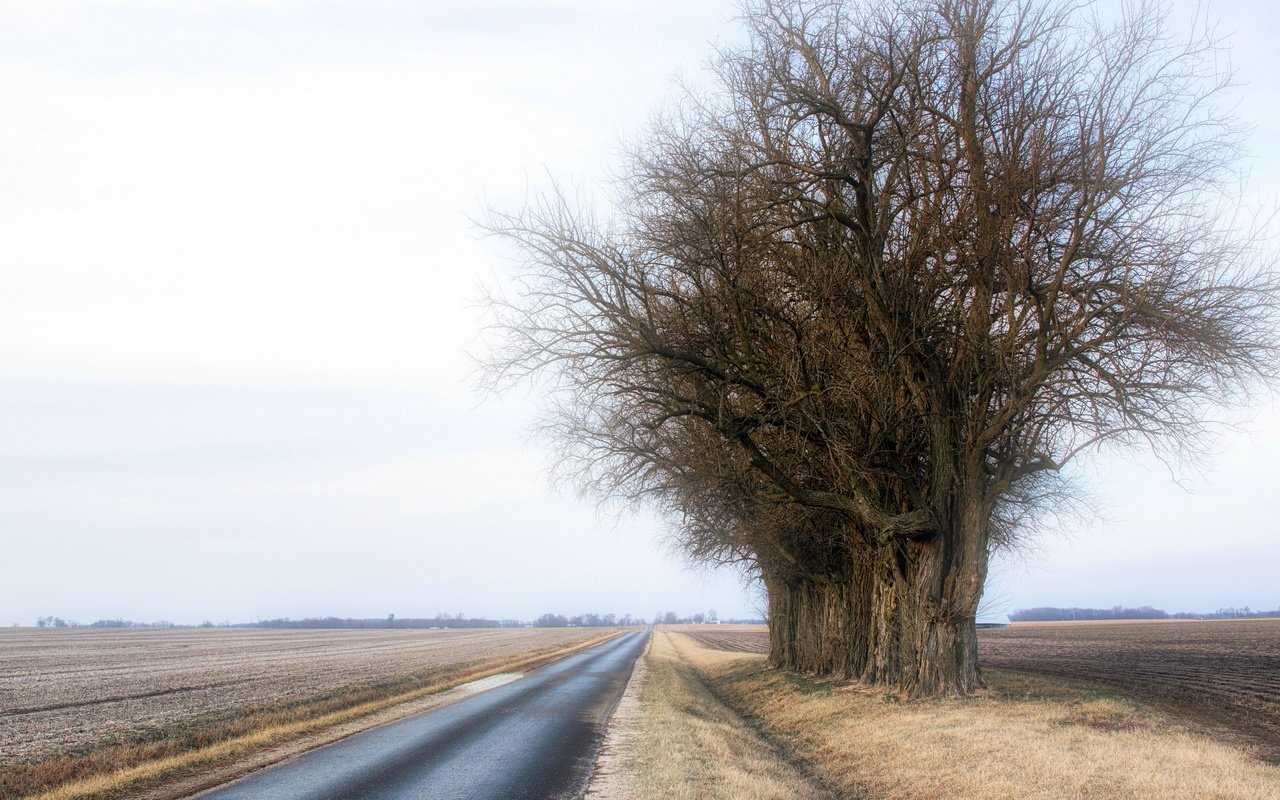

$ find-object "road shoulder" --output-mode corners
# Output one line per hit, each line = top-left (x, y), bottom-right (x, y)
(585, 629), (829, 800)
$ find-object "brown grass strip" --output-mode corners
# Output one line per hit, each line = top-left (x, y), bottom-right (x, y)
(590, 630), (829, 800)
(669, 632), (1280, 800)
(5, 631), (619, 800)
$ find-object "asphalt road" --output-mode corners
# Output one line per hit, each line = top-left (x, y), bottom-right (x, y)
(193, 631), (648, 800)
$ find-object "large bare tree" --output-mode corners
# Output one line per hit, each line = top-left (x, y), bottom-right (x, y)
(485, 0), (1276, 695)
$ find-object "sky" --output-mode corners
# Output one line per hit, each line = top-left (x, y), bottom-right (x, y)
(1, 0), (1277, 627)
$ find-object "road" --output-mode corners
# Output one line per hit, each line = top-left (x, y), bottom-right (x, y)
(193, 631), (648, 800)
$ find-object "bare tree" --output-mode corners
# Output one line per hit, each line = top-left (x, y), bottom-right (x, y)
(484, 0), (1276, 695)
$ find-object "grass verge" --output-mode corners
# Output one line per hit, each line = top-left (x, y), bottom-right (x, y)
(671, 632), (1280, 800)
(590, 630), (828, 800)
(5, 631), (619, 800)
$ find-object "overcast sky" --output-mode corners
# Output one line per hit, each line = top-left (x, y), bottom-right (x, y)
(1, 0), (1277, 626)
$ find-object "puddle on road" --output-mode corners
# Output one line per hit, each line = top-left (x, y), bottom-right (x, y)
(452, 673), (522, 696)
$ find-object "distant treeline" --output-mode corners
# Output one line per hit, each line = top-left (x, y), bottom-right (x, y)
(249, 616), (514, 629)
(37, 617), (183, 628)
(651, 610), (764, 625)
(1010, 605), (1280, 622)
(29, 610), (768, 629)
(253, 613), (655, 629)
(32, 613), (648, 629)
(533, 613), (638, 627)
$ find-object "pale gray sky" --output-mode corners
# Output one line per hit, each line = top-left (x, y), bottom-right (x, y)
(1, 0), (1276, 626)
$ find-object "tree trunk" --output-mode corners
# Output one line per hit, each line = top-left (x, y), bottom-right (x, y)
(863, 494), (988, 695)
(764, 566), (871, 678)
(761, 492), (989, 696)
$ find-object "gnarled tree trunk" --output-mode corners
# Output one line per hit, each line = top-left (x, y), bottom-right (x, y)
(760, 488), (990, 695)
(863, 493), (989, 695)
(764, 563), (872, 679)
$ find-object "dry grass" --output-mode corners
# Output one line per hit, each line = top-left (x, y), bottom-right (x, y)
(689, 620), (1280, 760)
(3, 631), (618, 800)
(672, 633), (1280, 800)
(596, 630), (827, 800)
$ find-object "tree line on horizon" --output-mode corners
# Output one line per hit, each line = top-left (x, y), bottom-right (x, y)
(30, 611), (760, 629)
(33, 606), (1273, 630)
(1010, 606), (1280, 622)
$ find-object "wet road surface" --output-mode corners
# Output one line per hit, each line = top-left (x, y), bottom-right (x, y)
(193, 631), (648, 800)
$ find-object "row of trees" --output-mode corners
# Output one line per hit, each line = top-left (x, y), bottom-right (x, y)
(29, 614), (646, 629)
(487, 0), (1276, 694)
(253, 614), (650, 629)
(251, 616), (510, 629)
(35, 616), (78, 628)
(1011, 606), (1171, 622)
(1011, 606), (1280, 622)
(1189, 607), (1280, 619)
(533, 612), (640, 627)
(652, 610), (767, 624)
(655, 610), (718, 625)
(36, 618), (186, 628)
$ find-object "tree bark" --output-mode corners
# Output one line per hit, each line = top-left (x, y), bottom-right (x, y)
(764, 566), (872, 679)
(863, 493), (988, 696)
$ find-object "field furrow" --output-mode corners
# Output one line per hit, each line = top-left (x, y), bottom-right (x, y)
(0, 627), (605, 766)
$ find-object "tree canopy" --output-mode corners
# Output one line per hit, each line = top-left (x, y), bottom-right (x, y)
(485, 0), (1277, 695)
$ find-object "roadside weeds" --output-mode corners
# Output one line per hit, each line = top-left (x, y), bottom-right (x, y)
(587, 630), (831, 800)
(670, 633), (1280, 800)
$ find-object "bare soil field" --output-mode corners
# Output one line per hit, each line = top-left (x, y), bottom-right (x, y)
(680, 624), (768, 655)
(981, 619), (1280, 760)
(685, 619), (1280, 762)
(0, 627), (602, 767)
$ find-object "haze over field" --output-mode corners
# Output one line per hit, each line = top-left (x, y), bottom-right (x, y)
(1, 0), (1277, 626)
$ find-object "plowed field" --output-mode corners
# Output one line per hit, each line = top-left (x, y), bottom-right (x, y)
(684, 619), (1280, 761)
(0, 627), (603, 765)
(980, 619), (1280, 760)
(681, 625), (768, 655)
